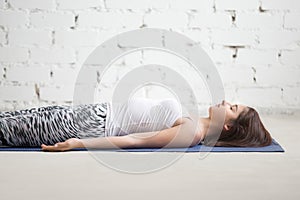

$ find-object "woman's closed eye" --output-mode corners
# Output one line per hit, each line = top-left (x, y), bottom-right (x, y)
(230, 105), (238, 112)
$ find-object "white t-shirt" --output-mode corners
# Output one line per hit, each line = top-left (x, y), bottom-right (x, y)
(104, 98), (192, 136)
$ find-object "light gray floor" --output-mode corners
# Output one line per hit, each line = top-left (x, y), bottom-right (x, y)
(0, 115), (299, 200)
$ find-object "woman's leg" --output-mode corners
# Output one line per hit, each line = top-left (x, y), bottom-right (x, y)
(0, 103), (107, 147)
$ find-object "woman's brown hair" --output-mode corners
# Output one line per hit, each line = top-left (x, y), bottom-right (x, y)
(203, 107), (273, 147)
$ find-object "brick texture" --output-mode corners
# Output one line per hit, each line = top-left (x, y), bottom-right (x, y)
(0, 0), (299, 113)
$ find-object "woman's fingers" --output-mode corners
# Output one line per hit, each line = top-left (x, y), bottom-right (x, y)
(41, 138), (80, 152)
(41, 142), (68, 152)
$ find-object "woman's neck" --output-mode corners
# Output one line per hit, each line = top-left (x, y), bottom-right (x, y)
(198, 117), (211, 141)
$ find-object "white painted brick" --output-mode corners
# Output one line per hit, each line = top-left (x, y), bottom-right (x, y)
(0, 0), (299, 111)
(261, 0), (300, 11)
(0, 47), (28, 62)
(6, 65), (51, 82)
(113, 50), (142, 68)
(235, 49), (279, 65)
(130, 50), (210, 103)
(0, 30), (6, 44)
(76, 47), (96, 66)
(30, 13), (75, 28)
(237, 87), (283, 107)
(205, 48), (234, 64)
(170, 0), (214, 11)
(145, 85), (184, 99)
(116, 29), (163, 49)
(189, 13), (232, 29)
(223, 87), (238, 104)
(142, 49), (188, 70)
(106, 0), (214, 11)
(236, 13), (283, 29)
(30, 48), (76, 63)
(0, 65), (4, 80)
(9, 0), (55, 10)
(9, 29), (52, 46)
(257, 30), (300, 49)
(144, 12), (188, 28)
(279, 49), (300, 65)
(0, 85), (36, 101)
(178, 28), (211, 48)
(126, 87), (146, 99)
(97, 29), (122, 43)
(99, 66), (120, 87)
(218, 65), (253, 86)
(285, 13), (300, 29)
(0, 11), (28, 27)
(215, 0), (259, 10)
(255, 66), (300, 86)
(105, 0), (169, 9)
(39, 85), (74, 101)
(51, 67), (80, 85)
(78, 11), (143, 28)
(57, 0), (103, 10)
(0, 0), (4, 9)
(282, 87), (300, 106)
(211, 30), (257, 46)
(55, 30), (99, 46)
(71, 66), (99, 85)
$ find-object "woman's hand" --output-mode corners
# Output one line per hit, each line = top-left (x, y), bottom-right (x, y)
(41, 138), (82, 152)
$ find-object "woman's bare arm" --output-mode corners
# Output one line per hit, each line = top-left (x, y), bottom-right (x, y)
(41, 117), (201, 152)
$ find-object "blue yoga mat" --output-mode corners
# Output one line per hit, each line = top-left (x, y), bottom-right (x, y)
(0, 138), (284, 152)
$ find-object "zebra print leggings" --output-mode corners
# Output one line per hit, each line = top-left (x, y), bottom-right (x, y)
(0, 103), (107, 147)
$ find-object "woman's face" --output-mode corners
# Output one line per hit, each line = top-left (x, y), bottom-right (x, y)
(209, 100), (248, 123)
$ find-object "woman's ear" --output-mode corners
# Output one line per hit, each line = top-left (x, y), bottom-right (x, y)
(223, 123), (231, 131)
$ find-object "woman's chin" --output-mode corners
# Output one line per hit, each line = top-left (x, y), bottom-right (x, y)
(209, 106), (225, 119)
(208, 106), (213, 118)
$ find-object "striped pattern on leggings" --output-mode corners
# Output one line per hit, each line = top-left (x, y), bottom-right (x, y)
(0, 103), (107, 147)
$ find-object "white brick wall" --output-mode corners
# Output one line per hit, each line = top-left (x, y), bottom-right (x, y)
(55, 30), (99, 46)
(78, 11), (143, 29)
(0, 85), (36, 101)
(279, 49), (300, 65)
(0, 0), (5, 9)
(144, 11), (188, 28)
(57, 0), (103, 10)
(0, 29), (6, 44)
(170, 0), (214, 11)
(30, 13), (75, 29)
(257, 66), (300, 86)
(0, 47), (28, 62)
(261, 0), (300, 11)
(0, 65), (4, 80)
(284, 13), (300, 29)
(256, 30), (300, 49)
(236, 49), (278, 65)
(0, 0), (299, 114)
(105, 0), (170, 10)
(236, 13), (284, 29)
(9, 29), (52, 46)
(215, 0), (259, 10)
(5, 65), (51, 83)
(283, 87), (300, 106)
(39, 85), (74, 101)
(188, 13), (232, 29)
(0, 11), (28, 27)
(211, 30), (257, 46)
(237, 87), (283, 107)
(9, 0), (56, 10)
(30, 47), (76, 63)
